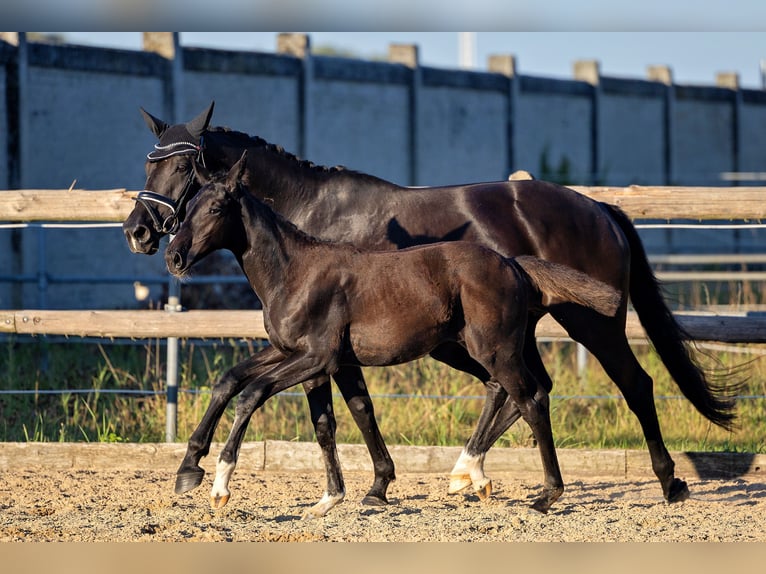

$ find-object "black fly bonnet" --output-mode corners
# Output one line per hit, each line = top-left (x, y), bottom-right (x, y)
(136, 102), (214, 235)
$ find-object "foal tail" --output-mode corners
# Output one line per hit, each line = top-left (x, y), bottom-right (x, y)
(600, 203), (741, 430)
(513, 255), (622, 318)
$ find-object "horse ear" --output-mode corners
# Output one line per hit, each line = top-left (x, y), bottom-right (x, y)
(140, 107), (168, 139)
(186, 101), (215, 140)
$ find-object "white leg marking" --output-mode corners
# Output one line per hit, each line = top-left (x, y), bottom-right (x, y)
(210, 458), (237, 509)
(302, 490), (346, 519)
(449, 449), (490, 498)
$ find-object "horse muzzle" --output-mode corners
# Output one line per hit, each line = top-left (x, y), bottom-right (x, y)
(124, 222), (161, 255)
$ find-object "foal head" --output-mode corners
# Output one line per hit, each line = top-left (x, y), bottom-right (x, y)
(165, 151), (250, 277)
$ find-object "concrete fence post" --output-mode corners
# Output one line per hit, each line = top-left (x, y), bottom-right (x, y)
(388, 44), (420, 186)
(574, 60), (601, 185)
(1, 32), (28, 308)
(647, 65), (675, 186)
(488, 54), (519, 176)
(717, 72), (742, 184)
(277, 33), (313, 160)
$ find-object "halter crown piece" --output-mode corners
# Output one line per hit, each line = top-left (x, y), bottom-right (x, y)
(136, 102), (215, 234)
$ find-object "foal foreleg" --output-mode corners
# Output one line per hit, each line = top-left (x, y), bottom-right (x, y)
(209, 374), (306, 509)
(175, 345), (286, 495)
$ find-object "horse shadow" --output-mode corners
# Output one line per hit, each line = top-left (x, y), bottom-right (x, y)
(387, 218), (472, 249)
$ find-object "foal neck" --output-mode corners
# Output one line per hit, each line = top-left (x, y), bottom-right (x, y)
(236, 193), (317, 302)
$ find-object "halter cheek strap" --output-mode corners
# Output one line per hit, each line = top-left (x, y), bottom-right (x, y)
(135, 142), (205, 235)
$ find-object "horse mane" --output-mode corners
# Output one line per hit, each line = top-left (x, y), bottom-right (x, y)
(207, 126), (346, 175)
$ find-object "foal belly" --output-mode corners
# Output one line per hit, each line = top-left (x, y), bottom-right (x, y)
(347, 321), (447, 367)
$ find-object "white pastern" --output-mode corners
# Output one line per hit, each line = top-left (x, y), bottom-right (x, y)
(448, 449), (490, 496)
(301, 490), (345, 519)
(209, 459), (237, 508)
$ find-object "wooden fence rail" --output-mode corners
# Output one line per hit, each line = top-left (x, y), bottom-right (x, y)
(1, 186), (766, 222)
(2, 309), (765, 344)
(1, 186), (765, 345)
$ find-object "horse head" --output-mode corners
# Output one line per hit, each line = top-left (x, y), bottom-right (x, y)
(123, 101), (215, 255)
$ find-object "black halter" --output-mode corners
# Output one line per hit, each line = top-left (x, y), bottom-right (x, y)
(135, 141), (205, 235)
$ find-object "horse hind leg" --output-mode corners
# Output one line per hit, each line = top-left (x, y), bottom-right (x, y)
(557, 309), (689, 503)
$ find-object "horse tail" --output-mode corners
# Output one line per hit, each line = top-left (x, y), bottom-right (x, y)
(601, 203), (741, 430)
(512, 255), (622, 318)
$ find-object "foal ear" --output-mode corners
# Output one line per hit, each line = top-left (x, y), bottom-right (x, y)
(192, 159), (212, 185)
(228, 150), (249, 182)
(139, 107), (168, 139)
(186, 101), (215, 140)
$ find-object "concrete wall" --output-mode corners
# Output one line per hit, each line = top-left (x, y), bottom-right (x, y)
(1, 33), (765, 310)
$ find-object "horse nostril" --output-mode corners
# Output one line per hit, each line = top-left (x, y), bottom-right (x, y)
(172, 251), (184, 270)
(134, 225), (150, 242)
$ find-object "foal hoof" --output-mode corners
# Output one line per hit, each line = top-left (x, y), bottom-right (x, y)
(666, 479), (690, 504)
(175, 468), (205, 495)
(361, 493), (389, 507)
(448, 474), (472, 495)
(210, 493), (230, 509)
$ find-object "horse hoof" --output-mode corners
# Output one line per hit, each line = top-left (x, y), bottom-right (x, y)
(474, 479), (492, 501)
(175, 468), (205, 494)
(667, 479), (690, 503)
(210, 493), (230, 509)
(448, 475), (472, 495)
(529, 499), (550, 515)
(361, 494), (389, 506)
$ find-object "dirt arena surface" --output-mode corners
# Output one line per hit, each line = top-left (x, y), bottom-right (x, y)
(2, 466), (765, 542)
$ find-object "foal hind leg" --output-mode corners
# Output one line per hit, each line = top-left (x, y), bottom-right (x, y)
(557, 309), (689, 503)
(302, 379), (347, 519)
(333, 366), (395, 506)
(175, 345), (285, 495)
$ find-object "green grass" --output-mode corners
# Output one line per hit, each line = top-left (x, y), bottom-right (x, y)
(2, 334), (764, 453)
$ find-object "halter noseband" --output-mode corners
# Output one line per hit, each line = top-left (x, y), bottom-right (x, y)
(135, 140), (205, 235)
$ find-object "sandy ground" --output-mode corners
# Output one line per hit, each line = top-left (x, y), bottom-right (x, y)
(1, 467), (765, 542)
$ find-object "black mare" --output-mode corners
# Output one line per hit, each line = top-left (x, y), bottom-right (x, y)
(123, 102), (738, 512)
(165, 153), (623, 514)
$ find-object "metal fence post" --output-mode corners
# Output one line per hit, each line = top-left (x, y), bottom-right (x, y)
(165, 273), (181, 442)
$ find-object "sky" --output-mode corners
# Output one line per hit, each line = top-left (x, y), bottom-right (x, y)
(60, 31), (766, 89)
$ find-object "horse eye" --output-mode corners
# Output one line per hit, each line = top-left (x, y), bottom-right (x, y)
(209, 206), (222, 215)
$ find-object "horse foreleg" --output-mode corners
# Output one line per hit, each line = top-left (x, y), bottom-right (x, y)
(504, 371), (563, 515)
(333, 366), (395, 506)
(175, 345), (285, 495)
